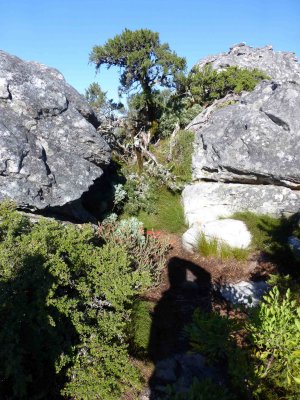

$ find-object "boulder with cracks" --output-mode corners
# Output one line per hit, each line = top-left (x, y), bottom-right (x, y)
(0, 50), (111, 219)
(183, 45), (300, 253)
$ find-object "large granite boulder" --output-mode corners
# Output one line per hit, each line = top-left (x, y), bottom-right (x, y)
(182, 45), (300, 252)
(0, 51), (110, 217)
(197, 43), (300, 83)
(192, 80), (300, 189)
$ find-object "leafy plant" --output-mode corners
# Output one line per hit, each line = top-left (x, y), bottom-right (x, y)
(248, 286), (300, 395)
(128, 299), (153, 357)
(169, 130), (194, 183)
(187, 65), (269, 105)
(0, 202), (167, 399)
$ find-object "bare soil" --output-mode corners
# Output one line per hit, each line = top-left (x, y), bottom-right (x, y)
(124, 231), (277, 400)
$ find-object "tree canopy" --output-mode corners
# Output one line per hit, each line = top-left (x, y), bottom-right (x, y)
(90, 28), (186, 95)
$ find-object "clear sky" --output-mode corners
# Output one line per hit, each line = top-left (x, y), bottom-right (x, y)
(1, 0), (299, 101)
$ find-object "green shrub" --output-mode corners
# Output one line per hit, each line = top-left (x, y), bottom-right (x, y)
(169, 130), (194, 183)
(186, 309), (251, 397)
(122, 173), (158, 215)
(137, 186), (186, 234)
(248, 286), (300, 397)
(197, 233), (249, 261)
(0, 202), (167, 399)
(188, 65), (269, 105)
(99, 215), (169, 285)
(186, 287), (300, 400)
(165, 378), (236, 400)
(128, 299), (153, 357)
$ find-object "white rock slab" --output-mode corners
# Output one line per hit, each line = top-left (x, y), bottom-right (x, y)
(182, 182), (300, 227)
(200, 219), (251, 249)
(182, 225), (201, 252)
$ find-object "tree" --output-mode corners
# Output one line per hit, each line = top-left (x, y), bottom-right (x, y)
(89, 28), (186, 132)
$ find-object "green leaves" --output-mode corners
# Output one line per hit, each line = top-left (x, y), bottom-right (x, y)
(0, 203), (167, 399)
(248, 286), (300, 394)
(90, 28), (186, 94)
(186, 65), (270, 106)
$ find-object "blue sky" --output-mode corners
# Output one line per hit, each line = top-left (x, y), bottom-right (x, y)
(1, 0), (299, 101)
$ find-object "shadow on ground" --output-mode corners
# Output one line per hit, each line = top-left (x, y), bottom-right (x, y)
(147, 257), (213, 399)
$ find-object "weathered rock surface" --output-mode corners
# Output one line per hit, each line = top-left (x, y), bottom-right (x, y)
(216, 280), (269, 307)
(288, 236), (300, 261)
(0, 50), (110, 216)
(197, 43), (300, 83)
(182, 218), (252, 253)
(200, 219), (251, 249)
(192, 80), (300, 189)
(183, 46), (300, 249)
(183, 182), (300, 226)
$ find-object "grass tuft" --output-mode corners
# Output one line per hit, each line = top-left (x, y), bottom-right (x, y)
(137, 186), (186, 234)
(197, 233), (249, 261)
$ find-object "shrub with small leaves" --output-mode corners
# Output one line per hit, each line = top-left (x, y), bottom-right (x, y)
(0, 202), (167, 399)
(248, 286), (300, 397)
(99, 216), (169, 285)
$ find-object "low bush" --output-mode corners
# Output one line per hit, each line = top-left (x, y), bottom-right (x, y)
(248, 286), (300, 398)
(186, 286), (300, 400)
(0, 202), (168, 399)
(128, 299), (153, 357)
(187, 65), (270, 105)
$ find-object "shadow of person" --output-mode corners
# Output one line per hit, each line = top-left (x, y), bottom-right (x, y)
(148, 257), (212, 399)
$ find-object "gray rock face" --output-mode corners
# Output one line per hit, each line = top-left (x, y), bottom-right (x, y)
(197, 43), (300, 82)
(192, 80), (300, 189)
(0, 51), (110, 214)
(183, 182), (300, 226)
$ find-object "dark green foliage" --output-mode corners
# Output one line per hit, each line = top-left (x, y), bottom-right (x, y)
(90, 28), (186, 95)
(186, 309), (239, 364)
(156, 65), (267, 138)
(0, 202), (167, 399)
(90, 28), (186, 131)
(169, 130), (194, 183)
(158, 96), (202, 138)
(85, 82), (107, 109)
(187, 65), (270, 105)
(128, 299), (153, 357)
(165, 378), (236, 400)
(248, 287), (300, 398)
(186, 287), (300, 400)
